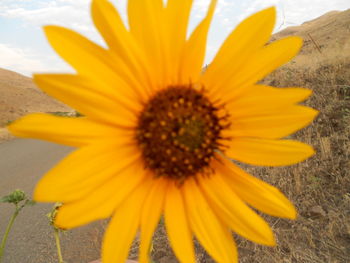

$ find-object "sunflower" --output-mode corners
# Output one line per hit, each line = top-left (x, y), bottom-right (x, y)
(8, 0), (317, 262)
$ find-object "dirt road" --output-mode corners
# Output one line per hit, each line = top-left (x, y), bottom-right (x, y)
(0, 139), (106, 263)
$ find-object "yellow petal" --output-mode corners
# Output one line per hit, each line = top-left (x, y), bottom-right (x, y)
(200, 173), (275, 246)
(165, 0), (192, 51)
(208, 36), (303, 101)
(44, 26), (142, 99)
(163, 0), (193, 84)
(7, 113), (125, 147)
(128, 0), (163, 49)
(226, 138), (315, 166)
(203, 7), (276, 91)
(215, 157), (296, 219)
(128, 0), (166, 86)
(34, 143), (139, 203)
(44, 25), (105, 74)
(179, 0), (217, 84)
(164, 182), (196, 263)
(91, 0), (153, 98)
(225, 85), (313, 113)
(33, 74), (138, 128)
(225, 105), (318, 139)
(54, 160), (147, 229)
(139, 178), (168, 263)
(102, 178), (154, 263)
(183, 179), (238, 263)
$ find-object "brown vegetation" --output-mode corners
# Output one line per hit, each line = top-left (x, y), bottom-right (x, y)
(236, 26), (350, 263)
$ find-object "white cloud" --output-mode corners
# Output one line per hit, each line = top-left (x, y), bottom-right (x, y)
(0, 0), (349, 75)
(0, 0), (134, 45)
(0, 0), (98, 40)
(0, 43), (71, 76)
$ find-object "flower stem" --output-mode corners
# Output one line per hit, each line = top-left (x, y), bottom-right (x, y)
(54, 229), (64, 263)
(0, 205), (19, 263)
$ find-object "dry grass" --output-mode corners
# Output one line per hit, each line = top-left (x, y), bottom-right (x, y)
(130, 11), (350, 263)
(232, 42), (350, 263)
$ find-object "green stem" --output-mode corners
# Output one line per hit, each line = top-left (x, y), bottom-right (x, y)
(0, 205), (19, 263)
(54, 229), (64, 263)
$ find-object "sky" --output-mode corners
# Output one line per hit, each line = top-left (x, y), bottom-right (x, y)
(0, 0), (349, 76)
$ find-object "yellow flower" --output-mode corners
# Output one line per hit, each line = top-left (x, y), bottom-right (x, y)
(9, 1), (318, 262)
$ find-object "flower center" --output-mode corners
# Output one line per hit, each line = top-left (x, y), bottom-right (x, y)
(136, 86), (229, 182)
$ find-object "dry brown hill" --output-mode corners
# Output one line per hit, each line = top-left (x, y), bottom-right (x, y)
(272, 9), (350, 55)
(0, 68), (71, 127)
(233, 9), (350, 263)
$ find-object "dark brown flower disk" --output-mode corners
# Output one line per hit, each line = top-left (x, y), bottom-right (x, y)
(136, 86), (230, 183)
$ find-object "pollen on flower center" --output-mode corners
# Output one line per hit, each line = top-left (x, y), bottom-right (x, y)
(136, 86), (229, 182)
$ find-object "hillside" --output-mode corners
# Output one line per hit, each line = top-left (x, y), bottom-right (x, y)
(237, 9), (350, 263)
(272, 9), (350, 55)
(0, 68), (70, 127)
